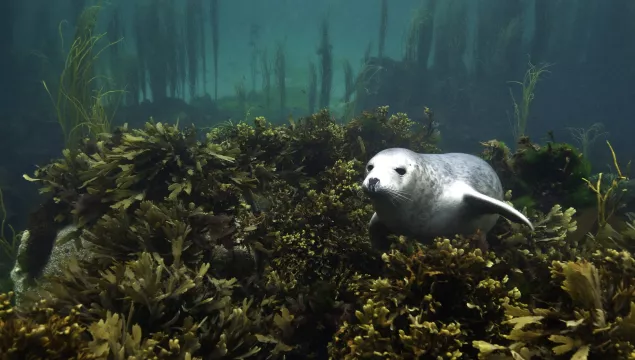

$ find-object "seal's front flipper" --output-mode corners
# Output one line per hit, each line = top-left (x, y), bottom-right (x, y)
(369, 213), (393, 251)
(460, 184), (534, 230)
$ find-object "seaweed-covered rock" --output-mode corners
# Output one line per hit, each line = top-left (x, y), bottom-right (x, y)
(481, 137), (594, 212)
(475, 254), (635, 359)
(345, 105), (440, 160)
(14, 121), (266, 303)
(328, 237), (523, 359)
(256, 159), (383, 358)
(10, 225), (92, 305)
(9, 107), (440, 358)
(7, 106), (634, 359)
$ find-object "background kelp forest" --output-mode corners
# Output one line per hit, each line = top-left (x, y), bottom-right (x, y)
(2, 0), (635, 231)
(2, 1), (635, 358)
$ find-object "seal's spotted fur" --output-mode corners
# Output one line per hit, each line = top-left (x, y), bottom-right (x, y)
(361, 148), (533, 250)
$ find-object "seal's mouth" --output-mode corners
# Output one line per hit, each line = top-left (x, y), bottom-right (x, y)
(362, 177), (382, 196)
(364, 188), (381, 197)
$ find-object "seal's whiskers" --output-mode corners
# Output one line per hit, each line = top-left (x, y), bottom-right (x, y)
(393, 189), (412, 201)
(386, 188), (411, 203)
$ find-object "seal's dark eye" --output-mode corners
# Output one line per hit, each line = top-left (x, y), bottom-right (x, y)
(395, 167), (406, 175)
(367, 165), (374, 171)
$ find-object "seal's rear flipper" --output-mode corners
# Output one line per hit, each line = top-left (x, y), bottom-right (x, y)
(461, 185), (534, 231)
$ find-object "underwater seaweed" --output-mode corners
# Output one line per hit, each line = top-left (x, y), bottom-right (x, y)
(10, 106), (440, 358)
(0, 292), (93, 358)
(7, 106), (635, 359)
(43, 5), (124, 151)
(508, 61), (550, 141)
(582, 141), (630, 230)
(481, 137), (594, 212)
(474, 255), (635, 359)
(329, 237), (523, 359)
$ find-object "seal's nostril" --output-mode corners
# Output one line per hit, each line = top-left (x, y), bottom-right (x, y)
(367, 177), (380, 192)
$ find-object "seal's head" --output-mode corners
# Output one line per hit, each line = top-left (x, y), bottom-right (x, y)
(362, 148), (420, 202)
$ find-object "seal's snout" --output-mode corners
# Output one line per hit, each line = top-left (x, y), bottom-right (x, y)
(366, 177), (380, 193)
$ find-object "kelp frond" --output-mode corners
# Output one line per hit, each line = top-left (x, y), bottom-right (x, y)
(43, 4), (124, 151)
(0, 187), (17, 263)
(508, 60), (551, 141)
(582, 140), (630, 229)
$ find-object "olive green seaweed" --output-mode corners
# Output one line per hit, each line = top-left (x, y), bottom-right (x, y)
(43, 5), (124, 151)
(582, 141), (630, 230)
(508, 61), (550, 141)
(567, 122), (608, 160)
(6, 105), (635, 359)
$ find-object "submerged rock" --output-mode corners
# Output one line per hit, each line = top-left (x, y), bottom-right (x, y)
(10, 222), (258, 304)
(10, 225), (91, 304)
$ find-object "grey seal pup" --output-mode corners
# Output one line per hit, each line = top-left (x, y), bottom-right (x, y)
(361, 148), (534, 250)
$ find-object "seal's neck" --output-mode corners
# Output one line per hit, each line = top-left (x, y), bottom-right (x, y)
(370, 196), (403, 215)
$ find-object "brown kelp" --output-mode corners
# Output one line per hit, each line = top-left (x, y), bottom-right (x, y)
(342, 59), (354, 104)
(210, 0), (220, 100)
(185, 0), (203, 98)
(274, 42), (286, 117)
(260, 48), (271, 110)
(162, 0), (181, 98)
(308, 60), (317, 114)
(378, 0), (388, 59)
(317, 17), (333, 110)
(138, 2), (168, 101)
(133, 0), (188, 102)
(249, 23), (262, 95)
(106, 5), (123, 59)
(132, 2), (148, 102)
(235, 81), (247, 117)
(403, 4), (433, 68)
(198, 1), (207, 94)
